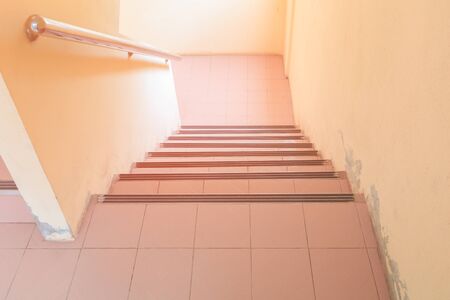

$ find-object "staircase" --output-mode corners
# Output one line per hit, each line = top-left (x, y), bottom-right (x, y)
(101, 125), (354, 203)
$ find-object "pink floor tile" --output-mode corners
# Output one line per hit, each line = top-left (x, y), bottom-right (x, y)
(0, 196), (34, 223)
(249, 179), (295, 193)
(356, 202), (379, 248)
(109, 180), (159, 194)
(0, 249), (23, 299)
(84, 204), (145, 248)
(0, 224), (34, 248)
(228, 56), (247, 79)
(310, 249), (378, 300)
(203, 179), (249, 194)
(303, 203), (365, 248)
(140, 204), (197, 248)
(195, 204), (250, 248)
(251, 203), (307, 248)
(294, 178), (342, 193)
(158, 180), (204, 194)
(368, 248), (391, 300)
(129, 249), (193, 300)
(28, 199), (96, 249)
(68, 249), (136, 300)
(190, 249), (251, 300)
(8, 249), (79, 300)
(252, 249), (315, 300)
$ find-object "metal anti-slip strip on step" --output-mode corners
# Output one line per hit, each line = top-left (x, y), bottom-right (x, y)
(180, 125), (296, 129)
(161, 142), (313, 148)
(168, 135), (305, 140)
(99, 193), (355, 203)
(178, 129), (302, 134)
(148, 150), (319, 157)
(118, 171), (341, 181)
(135, 159), (329, 168)
(0, 181), (17, 190)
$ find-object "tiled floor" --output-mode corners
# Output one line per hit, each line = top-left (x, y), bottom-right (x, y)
(172, 55), (294, 125)
(0, 199), (390, 300)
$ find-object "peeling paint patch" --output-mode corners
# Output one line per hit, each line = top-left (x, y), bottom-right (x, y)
(339, 131), (409, 300)
(31, 211), (74, 241)
(37, 221), (74, 241)
(368, 187), (409, 300)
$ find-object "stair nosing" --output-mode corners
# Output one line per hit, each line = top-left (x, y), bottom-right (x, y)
(99, 193), (355, 203)
(118, 171), (342, 180)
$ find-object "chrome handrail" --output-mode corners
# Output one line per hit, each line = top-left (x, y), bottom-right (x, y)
(25, 15), (181, 61)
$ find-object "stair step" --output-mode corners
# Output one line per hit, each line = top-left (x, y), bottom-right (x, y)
(168, 135), (305, 141)
(180, 125), (296, 129)
(161, 142), (313, 148)
(148, 150), (319, 157)
(99, 193), (355, 203)
(178, 129), (301, 134)
(132, 165), (334, 174)
(0, 181), (17, 190)
(135, 159), (330, 168)
(118, 171), (342, 181)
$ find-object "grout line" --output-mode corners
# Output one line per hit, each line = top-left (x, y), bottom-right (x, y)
(354, 202), (381, 300)
(188, 204), (199, 300)
(302, 203), (317, 300)
(126, 204), (148, 300)
(0, 245), (371, 250)
(64, 248), (82, 300)
(4, 247), (27, 299)
(248, 203), (253, 300)
(65, 200), (98, 299)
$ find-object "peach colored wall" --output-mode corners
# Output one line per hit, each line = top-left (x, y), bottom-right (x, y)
(286, 0), (450, 299)
(0, 0), (180, 236)
(119, 0), (287, 55)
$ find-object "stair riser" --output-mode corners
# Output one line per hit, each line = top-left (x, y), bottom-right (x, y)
(180, 125), (296, 129)
(131, 165), (334, 174)
(168, 136), (305, 140)
(148, 151), (319, 157)
(178, 129), (302, 134)
(109, 178), (351, 195)
(135, 159), (330, 168)
(161, 142), (313, 148)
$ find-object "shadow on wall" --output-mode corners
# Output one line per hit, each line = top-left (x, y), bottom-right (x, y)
(339, 131), (409, 300)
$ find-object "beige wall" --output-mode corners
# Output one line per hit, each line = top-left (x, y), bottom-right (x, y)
(0, 0), (180, 236)
(119, 0), (287, 55)
(286, 0), (450, 299)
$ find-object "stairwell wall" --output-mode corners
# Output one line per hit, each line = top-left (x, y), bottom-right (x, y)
(0, 0), (180, 237)
(119, 0), (287, 55)
(285, 0), (450, 299)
